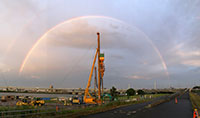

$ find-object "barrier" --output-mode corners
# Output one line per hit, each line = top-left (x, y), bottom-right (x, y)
(56, 106), (59, 112)
(175, 97), (177, 104)
(193, 109), (199, 118)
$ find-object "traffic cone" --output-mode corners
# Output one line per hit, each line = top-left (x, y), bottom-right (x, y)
(56, 106), (59, 112)
(175, 97), (177, 104)
(193, 109), (199, 118)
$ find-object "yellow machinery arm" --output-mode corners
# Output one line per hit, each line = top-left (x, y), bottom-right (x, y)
(84, 49), (98, 104)
(84, 32), (104, 105)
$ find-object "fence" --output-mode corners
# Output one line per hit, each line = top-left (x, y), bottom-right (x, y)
(0, 107), (69, 118)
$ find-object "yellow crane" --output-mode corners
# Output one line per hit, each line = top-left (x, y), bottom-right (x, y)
(84, 32), (105, 104)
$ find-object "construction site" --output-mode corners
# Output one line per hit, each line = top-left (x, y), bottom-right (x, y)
(1, 0), (200, 118)
(0, 33), (195, 118)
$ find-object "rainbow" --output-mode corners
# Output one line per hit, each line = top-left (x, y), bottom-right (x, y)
(19, 15), (170, 80)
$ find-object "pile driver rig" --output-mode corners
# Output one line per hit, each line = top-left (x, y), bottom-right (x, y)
(84, 32), (105, 104)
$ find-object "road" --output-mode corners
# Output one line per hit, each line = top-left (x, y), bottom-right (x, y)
(82, 92), (193, 118)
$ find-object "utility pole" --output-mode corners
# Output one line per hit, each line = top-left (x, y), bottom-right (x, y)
(97, 32), (101, 100)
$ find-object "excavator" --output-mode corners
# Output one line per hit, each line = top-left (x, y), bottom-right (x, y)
(84, 32), (105, 104)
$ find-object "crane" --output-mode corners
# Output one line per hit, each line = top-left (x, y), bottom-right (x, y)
(84, 32), (105, 104)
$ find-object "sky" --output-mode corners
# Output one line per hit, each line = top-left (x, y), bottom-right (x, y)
(0, 0), (200, 89)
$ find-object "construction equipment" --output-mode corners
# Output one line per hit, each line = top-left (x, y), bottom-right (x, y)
(33, 98), (45, 106)
(16, 99), (30, 106)
(64, 100), (72, 106)
(1, 95), (15, 102)
(71, 96), (83, 104)
(16, 98), (45, 106)
(84, 32), (105, 104)
(102, 94), (112, 101)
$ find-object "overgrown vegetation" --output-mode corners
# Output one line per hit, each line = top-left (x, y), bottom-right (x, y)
(189, 92), (200, 110)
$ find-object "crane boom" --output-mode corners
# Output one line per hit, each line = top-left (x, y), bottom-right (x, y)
(84, 32), (104, 104)
(84, 49), (98, 104)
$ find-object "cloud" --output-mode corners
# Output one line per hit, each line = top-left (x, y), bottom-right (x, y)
(1, 0), (43, 16)
(128, 75), (150, 80)
(31, 75), (40, 79)
(182, 60), (200, 67)
(45, 18), (152, 53)
(0, 63), (11, 73)
(1, 0), (200, 88)
(110, 54), (124, 60)
(176, 50), (200, 57)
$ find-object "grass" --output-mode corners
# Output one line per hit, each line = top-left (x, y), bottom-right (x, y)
(0, 106), (35, 112)
(54, 94), (169, 117)
(189, 92), (200, 110)
(44, 100), (62, 103)
(191, 89), (200, 93)
(117, 94), (169, 101)
(55, 101), (138, 117)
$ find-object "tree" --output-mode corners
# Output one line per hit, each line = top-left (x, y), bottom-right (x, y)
(137, 89), (145, 95)
(110, 86), (118, 100)
(193, 86), (200, 89)
(126, 88), (135, 96)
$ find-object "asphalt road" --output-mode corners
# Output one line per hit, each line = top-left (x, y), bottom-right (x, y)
(131, 92), (193, 118)
(82, 92), (193, 118)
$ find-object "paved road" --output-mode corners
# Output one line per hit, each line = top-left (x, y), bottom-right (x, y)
(131, 92), (193, 118)
(82, 92), (193, 118)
